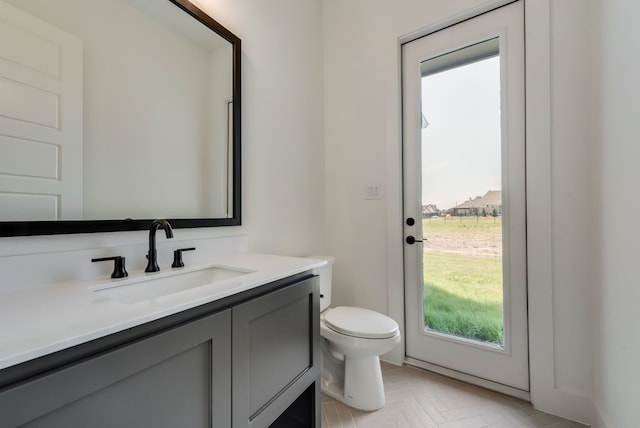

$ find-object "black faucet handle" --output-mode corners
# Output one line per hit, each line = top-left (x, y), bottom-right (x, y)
(172, 247), (196, 268)
(92, 256), (128, 279)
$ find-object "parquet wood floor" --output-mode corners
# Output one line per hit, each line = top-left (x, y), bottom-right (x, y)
(321, 363), (588, 428)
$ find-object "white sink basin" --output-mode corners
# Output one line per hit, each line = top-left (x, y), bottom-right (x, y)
(89, 265), (253, 304)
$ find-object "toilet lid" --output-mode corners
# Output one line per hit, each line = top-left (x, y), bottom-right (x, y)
(324, 306), (399, 339)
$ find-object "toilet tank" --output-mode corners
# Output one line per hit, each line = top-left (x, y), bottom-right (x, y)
(310, 256), (334, 312)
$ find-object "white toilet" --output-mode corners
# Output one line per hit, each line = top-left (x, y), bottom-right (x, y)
(312, 256), (401, 411)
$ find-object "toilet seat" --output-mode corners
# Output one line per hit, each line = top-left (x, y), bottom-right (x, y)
(324, 306), (399, 339)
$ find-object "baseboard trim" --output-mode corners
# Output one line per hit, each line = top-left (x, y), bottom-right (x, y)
(528, 383), (594, 426)
(592, 399), (610, 428)
(404, 357), (531, 401)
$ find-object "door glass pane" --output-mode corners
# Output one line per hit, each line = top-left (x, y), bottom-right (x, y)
(421, 41), (504, 346)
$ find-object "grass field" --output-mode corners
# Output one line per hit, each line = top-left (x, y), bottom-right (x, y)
(422, 216), (504, 344)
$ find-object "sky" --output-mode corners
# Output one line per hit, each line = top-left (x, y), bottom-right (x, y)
(421, 56), (502, 210)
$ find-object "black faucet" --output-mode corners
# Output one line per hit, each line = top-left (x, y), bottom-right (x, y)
(145, 219), (174, 273)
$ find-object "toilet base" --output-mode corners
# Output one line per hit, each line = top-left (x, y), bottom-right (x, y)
(321, 353), (386, 411)
(344, 355), (385, 411)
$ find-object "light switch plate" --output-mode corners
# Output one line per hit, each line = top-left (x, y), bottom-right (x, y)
(365, 185), (381, 200)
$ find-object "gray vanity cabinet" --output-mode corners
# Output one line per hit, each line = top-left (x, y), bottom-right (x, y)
(0, 309), (232, 428)
(0, 274), (319, 428)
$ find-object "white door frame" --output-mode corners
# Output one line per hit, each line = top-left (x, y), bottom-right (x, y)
(401, 0), (528, 396)
(385, 0), (593, 422)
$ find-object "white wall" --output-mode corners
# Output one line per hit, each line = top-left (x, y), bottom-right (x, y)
(192, 0), (325, 256)
(0, 0), (324, 285)
(323, 0), (593, 423)
(592, 0), (640, 426)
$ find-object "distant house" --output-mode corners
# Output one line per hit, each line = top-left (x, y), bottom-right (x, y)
(453, 190), (502, 216)
(422, 204), (439, 217)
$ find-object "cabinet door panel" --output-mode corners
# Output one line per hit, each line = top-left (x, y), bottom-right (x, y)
(249, 293), (310, 411)
(232, 277), (320, 428)
(0, 310), (231, 428)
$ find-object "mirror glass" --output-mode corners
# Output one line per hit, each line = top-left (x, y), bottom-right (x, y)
(0, 0), (240, 236)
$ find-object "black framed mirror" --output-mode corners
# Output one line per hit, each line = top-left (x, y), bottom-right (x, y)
(0, 0), (241, 237)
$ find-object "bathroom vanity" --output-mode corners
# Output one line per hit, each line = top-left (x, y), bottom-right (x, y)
(0, 254), (323, 428)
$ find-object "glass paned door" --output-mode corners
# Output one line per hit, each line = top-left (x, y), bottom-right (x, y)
(421, 47), (504, 346)
(402, 1), (529, 393)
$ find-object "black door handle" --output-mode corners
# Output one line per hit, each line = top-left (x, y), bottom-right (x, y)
(405, 236), (423, 245)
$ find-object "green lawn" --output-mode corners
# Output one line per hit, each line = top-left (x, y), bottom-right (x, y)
(422, 217), (504, 344)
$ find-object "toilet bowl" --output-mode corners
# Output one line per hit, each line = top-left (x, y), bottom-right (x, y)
(311, 256), (401, 411)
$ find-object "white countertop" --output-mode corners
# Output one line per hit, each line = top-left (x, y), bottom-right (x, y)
(0, 253), (326, 371)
